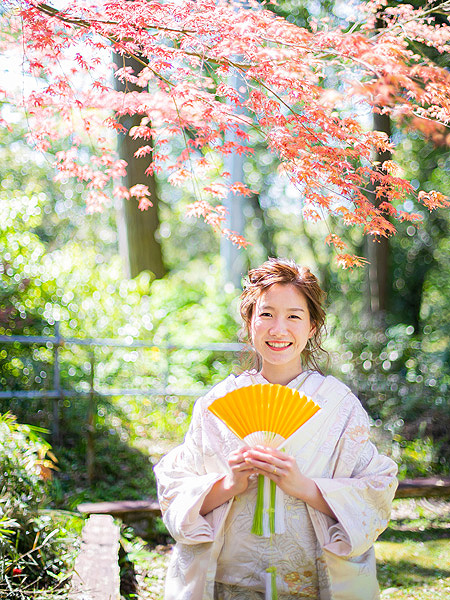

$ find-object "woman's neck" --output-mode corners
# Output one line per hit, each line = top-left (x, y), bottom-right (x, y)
(260, 366), (305, 386)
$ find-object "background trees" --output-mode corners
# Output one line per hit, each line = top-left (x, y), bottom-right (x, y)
(1, 4), (449, 598)
(1, 0), (450, 496)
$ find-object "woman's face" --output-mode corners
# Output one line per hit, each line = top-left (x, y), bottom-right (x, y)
(250, 283), (315, 385)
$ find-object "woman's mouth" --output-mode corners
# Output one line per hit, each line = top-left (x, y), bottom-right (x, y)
(266, 341), (292, 350)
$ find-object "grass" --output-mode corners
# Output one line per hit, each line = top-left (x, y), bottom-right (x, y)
(377, 499), (450, 599)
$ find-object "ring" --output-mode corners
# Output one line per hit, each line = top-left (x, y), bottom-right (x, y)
(272, 467), (277, 475)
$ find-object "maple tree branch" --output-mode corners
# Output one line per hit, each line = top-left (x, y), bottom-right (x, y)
(34, 2), (101, 28)
(13, 0), (447, 257)
(370, 0), (450, 39)
(411, 111), (450, 129)
(33, 1), (321, 142)
(33, 1), (442, 110)
(172, 98), (205, 203)
(231, 63), (326, 148)
(257, 35), (381, 77)
(396, 0), (450, 21)
(31, 3), (376, 77)
(33, 3), (159, 79)
(32, 4), (253, 90)
(34, 2), (197, 34)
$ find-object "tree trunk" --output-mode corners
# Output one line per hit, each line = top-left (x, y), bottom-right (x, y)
(113, 52), (165, 280)
(366, 112), (391, 316)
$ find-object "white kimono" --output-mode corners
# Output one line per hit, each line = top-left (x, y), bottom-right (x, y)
(154, 371), (398, 600)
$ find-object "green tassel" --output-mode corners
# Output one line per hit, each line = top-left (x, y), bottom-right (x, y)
(269, 479), (276, 534)
(251, 474), (265, 536)
(267, 566), (278, 600)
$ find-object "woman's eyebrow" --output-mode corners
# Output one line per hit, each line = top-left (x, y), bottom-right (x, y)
(260, 304), (305, 312)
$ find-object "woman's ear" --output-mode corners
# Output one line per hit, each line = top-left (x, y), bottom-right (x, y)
(309, 323), (316, 339)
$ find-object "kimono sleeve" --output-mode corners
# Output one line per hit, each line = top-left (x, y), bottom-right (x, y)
(308, 396), (398, 558)
(153, 391), (231, 545)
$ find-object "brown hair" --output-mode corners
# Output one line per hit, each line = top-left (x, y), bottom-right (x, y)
(239, 258), (327, 373)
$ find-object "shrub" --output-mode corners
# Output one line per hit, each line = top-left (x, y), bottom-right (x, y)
(0, 413), (82, 597)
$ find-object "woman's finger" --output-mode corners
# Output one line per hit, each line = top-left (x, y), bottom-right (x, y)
(244, 448), (287, 467)
(229, 454), (250, 466)
(245, 456), (282, 475)
(235, 464), (255, 473)
(229, 450), (255, 472)
(229, 446), (251, 460)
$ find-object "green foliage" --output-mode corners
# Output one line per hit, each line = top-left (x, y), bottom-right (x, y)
(268, 0), (338, 28)
(0, 129), (239, 504)
(331, 319), (446, 418)
(0, 121), (117, 393)
(389, 133), (450, 331)
(1, 240), (239, 504)
(0, 413), (83, 596)
(393, 436), (439, 480)
(0, 193), (52, 392)
(328, 311), (450, 474)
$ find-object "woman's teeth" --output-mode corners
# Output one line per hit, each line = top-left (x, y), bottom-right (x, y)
(267, 342), (291, 348)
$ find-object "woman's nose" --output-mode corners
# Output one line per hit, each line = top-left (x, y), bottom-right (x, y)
(269, 318), (288, 336)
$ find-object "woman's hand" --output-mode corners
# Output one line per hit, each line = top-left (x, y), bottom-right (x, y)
(225, 445), (255, 496)
(243, 446), (336, 519)
(200, 446), (254, 516)
(243, 446), (307, 498)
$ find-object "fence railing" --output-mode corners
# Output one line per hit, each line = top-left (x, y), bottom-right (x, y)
(0, 324), (244, 481)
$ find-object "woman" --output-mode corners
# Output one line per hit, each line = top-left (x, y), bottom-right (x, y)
(154, 258), (398, 600)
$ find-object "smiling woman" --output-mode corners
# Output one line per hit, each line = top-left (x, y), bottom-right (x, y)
(239, 261), (326, 385)
(154, 258), (398, 600)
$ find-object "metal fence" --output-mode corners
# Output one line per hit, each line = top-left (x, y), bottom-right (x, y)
(0, 325), (244, 480)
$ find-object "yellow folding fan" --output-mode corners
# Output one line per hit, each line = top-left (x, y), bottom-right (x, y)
(208, 383), (321, 448)
(208, 383), (321, 543)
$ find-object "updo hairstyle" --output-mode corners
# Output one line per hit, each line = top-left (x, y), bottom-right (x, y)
(239, 258), (327, 373)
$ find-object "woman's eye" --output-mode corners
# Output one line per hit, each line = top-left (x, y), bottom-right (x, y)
(289, 314), (300, 319)
(260, 312), (272, 317)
